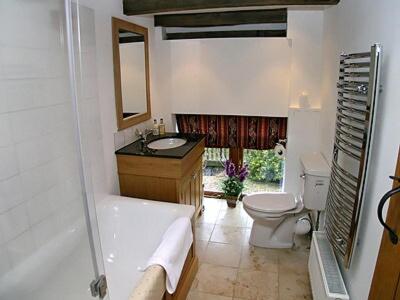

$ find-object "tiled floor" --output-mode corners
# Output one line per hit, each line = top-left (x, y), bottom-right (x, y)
(188, 198), (312, 300)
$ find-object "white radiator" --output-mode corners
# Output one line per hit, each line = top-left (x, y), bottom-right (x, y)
(308, 231), (350, 300)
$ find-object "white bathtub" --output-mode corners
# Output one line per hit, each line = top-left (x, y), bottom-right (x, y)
(97, 195), (195, 300)
(0, 195), (194, 300)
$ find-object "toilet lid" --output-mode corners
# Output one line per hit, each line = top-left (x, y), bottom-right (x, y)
(243, 193), (297, 213)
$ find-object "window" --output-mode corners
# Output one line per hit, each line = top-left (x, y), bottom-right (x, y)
(203, 148), (229, 194)
(243, 149), (284, 193)
(203, 147), (285, 195)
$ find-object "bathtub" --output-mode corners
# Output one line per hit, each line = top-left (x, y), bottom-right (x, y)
(0, 195), (194, 300)
(97, 195), (195, 300)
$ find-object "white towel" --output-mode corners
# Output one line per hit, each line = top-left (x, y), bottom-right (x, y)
(145, 217), (193, 294)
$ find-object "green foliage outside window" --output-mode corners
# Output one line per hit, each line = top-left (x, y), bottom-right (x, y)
(245, 149), (284, 183)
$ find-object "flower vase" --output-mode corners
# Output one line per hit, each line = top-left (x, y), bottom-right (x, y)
(225, 195), (238, 208)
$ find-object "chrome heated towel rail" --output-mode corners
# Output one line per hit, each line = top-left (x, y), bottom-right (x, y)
(325, 44), (382, 268)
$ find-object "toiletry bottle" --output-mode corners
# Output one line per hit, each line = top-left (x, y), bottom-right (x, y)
(152, 119), (159, 136)
(159, 118), (166, 135)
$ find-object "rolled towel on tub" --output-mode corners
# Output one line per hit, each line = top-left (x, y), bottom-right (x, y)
(145, 217), (193, 294)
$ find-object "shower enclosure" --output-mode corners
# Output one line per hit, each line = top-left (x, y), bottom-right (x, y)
(0, 0), (107, 299)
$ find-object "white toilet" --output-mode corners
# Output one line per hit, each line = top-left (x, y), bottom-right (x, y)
(243, 152), (330, 248)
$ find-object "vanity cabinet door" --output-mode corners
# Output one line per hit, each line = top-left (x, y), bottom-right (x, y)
(180, 175), (192, 206)
(191, 163), (203, 211)
(179, 157), (203, 217)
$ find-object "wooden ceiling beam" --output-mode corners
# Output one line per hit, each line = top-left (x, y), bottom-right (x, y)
(123, 0), (340, 16)
(154, 9), (287, 27)
(164, 30), (287, 40)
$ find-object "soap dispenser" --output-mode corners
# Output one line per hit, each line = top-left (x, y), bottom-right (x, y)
(159, 118), (166, 135)
(152, 119), (159, 136)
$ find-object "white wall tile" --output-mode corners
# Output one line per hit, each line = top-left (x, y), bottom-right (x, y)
(0, 82), (8, 114)
(40, 78), (71, 107)
(55, 201), (83, 232)
(0, 146), (19, 180)
(2, 79), (43, 112)
(123, 127), (134, 146)
(9, 108), (51, 143)
(0, 246), (11, 275)
(26, 193), (53, 226)
(0, 0), (103, 279)
(48, 183), (71, 213)
(0, 204), (29, 242)
(0, 175), (25, 214)
(1, 47), (67, 80)
(20, 160), (59, 199)
(16, 136), (52, 172)
(6, 230), (36, 267)
(0, 114), (12, 147)
(31, 217), (57, 247)
(0, 221), (5, 245)
(114, 131), (125, 150)
(0, 1), (64, 50)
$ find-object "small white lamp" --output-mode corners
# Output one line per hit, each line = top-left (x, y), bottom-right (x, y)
(299, 91), (310, 109)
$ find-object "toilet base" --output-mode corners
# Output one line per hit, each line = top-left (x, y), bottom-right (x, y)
(248, 218), (297, 249)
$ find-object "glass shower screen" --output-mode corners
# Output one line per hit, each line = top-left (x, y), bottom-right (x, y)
(0, 0), (106, 299)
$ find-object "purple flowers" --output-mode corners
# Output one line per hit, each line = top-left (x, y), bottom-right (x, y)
(224, 160), (249, 182)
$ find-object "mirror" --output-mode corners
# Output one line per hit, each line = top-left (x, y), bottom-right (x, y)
(112, 17), (151, 130)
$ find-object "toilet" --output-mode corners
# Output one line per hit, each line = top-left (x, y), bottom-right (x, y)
(243, 152), (330, 248)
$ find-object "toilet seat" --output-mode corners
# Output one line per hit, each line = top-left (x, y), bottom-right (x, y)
(243, 193), (297, 214)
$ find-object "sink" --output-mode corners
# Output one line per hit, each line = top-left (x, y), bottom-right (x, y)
(147, 138), (187, 150)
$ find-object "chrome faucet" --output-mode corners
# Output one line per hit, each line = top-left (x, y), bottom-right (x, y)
(135, 128), (152, 142)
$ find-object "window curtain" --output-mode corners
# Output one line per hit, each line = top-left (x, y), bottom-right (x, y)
(176, 114), (287, 150)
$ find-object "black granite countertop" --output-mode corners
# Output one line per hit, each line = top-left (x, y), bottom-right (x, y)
(115, 132), (205, 159)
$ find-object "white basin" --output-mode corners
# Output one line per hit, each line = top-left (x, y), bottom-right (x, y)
(147, 138), (187, 150)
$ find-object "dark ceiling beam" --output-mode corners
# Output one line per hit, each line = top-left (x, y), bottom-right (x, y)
(164, 30), (287, 40)
(123, 0), (340, 16)
(155, 9), (287, 27)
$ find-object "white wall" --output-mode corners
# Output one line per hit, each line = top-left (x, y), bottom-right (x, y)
(76, 2), (325, 196)
(120, 42), (147, 114)
(284, 108), (322, 195)
(157, 10), (325, 195)
(321, 1), (400, 299)
(287, 10), (324, 108)
(165, 10), (325, 119)
(284, 10), (325, 194)
(79, 0), (175, 195)
(170, 38), (292, 117)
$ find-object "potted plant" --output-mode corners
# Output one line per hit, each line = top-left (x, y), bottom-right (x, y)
(222, 160), (249, 208)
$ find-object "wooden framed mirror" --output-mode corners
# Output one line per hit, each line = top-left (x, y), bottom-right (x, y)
(112, 17), (151, 130)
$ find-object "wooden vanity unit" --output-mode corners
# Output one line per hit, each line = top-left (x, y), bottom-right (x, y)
(116, 133), (205, 218)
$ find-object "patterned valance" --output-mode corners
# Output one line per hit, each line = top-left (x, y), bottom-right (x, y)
(176, 114), (287, 150)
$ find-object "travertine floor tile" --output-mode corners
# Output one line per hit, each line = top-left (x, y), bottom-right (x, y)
(191, 263), (237, 297)
(234, 269), (278, 300)
(191, 198), (312, 300)
(278, 249), (309, 275)
(204, 242), (242, 268)
(278, 265), (312, 300)
(195, 223), (215, 241)
(216, 209), (250, 227)
(195, 240), (208, 262)
(187, 290), (232, 300)
(210, 225), (247, 245)
(198, 211), (220, 225)
(239, 244), (279, 273)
